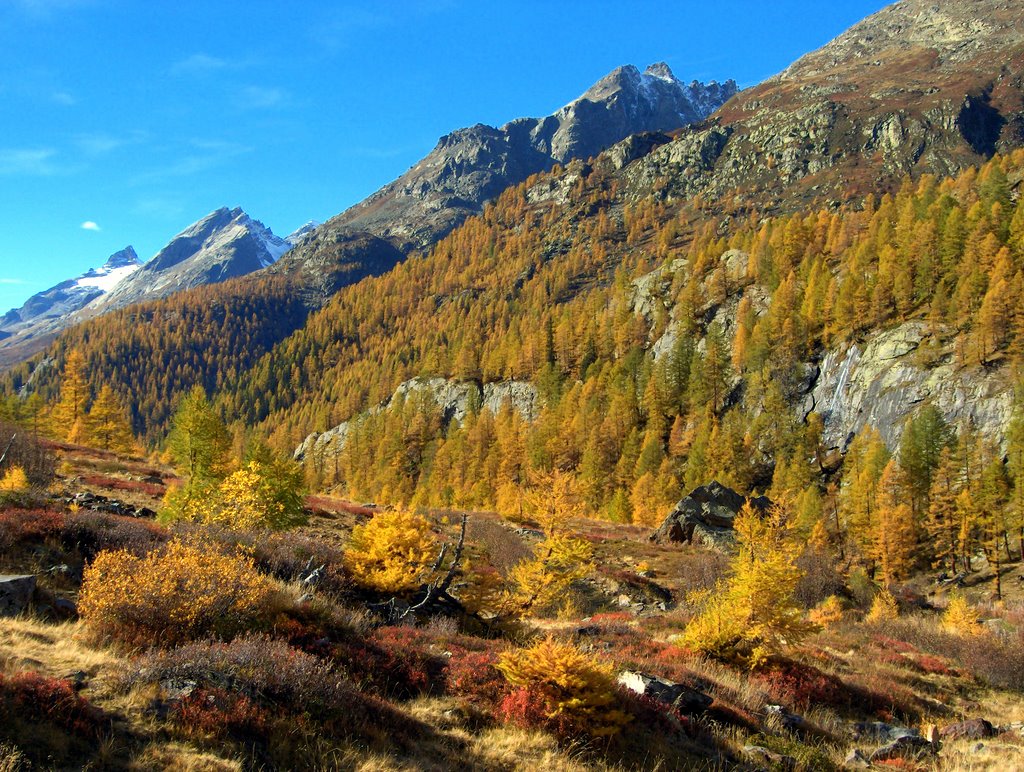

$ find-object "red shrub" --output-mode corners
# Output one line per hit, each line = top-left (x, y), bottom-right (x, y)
(333, 626), (445, 700)
(872, 635), (918, 654)
(754, 660), (882, 714)
(172, 687), (270, 739)
(497, 686), (572, 736)
(914, 654), (956, 676)
(62, 510), (168, 558)
(0, 671), (106, 738)
(590, 611), (634, 624)
(617, 688), (693, 737)
(444, 647), (506, 707)
(0, 508), (65, 549)
(81, 474), (165, 496)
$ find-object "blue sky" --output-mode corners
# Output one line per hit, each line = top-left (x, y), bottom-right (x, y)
(0, 0), (889, 312)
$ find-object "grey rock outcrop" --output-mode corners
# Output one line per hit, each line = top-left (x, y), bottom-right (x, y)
(650, 481), (772, 551)
(616, 670), (712, 713)
(0, 574), (37, 616)
(620, 0), (1024, 215)
(295, 377), (539, 462)
(805, 321), (1014, 452)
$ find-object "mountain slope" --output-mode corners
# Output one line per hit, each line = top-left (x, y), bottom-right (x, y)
(329, 63), (736, 251)
(0, 247), (141, 368)
(87, 207), (292, 314)
(619, 0), (1024, 214)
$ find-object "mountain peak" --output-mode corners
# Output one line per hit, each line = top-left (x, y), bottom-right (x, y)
(644, 62), (677, 82)
(101, 246), (140, 271)
(333, 62), (736, 250)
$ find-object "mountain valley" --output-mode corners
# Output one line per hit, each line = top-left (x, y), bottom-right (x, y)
(3, 1), (1024, 769)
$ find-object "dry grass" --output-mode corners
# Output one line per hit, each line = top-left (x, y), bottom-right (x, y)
(0, 617), (116, 679)
(126, 742), (243, 771)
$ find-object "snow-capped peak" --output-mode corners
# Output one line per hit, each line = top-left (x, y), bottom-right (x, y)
(74, 246), (142, 293)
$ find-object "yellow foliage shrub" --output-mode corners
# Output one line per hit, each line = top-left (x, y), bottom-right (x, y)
(808, 595), (845, 629)
(865, 589), (899, 623)
(496, 636), (629, 738)
(0, 465), (29, 493)
(343, 509), (437, 593)
(942, 593), (982, 636)
(79, 539), (279, 646)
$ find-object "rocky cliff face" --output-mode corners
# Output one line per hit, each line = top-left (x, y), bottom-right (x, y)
(617, 0), (1024, 214)
(328, 63), (736, 252)
(87, 207), (292, 314)
(804, 322), (1014, 453)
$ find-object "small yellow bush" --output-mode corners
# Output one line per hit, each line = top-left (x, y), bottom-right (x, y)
(496, 636), (629, 738)
(809, 595), (845, 629)
(0, 465), (29, 493)
(343, 509), (437, 593)
(865, 589), (899, 624)
(79, 539), (279, 646)
(942, 593), (982, 636)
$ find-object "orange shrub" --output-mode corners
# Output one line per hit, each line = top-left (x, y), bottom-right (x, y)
(79, 539), (280, 646)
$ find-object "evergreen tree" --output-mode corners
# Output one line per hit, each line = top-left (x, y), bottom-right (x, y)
(86, 385), (137, 454)
(898, 405), (955, 518)
(52, 349), (90, 441)
(166, 385), (232, 482)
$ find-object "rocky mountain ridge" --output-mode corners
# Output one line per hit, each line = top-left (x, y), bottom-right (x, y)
(328, 63), (736, 252)
(614, 0), (1024, 215)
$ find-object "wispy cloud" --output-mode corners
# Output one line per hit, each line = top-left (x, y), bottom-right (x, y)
(234, 85), (287, 110)
(132, 196), (185, 220)
(170, 53), (257, 77)
(9, 0), (94, 16)
(0, 278), (28, 285)
(80, 220), (101, 231)
(171, 53), (229, 76)
(131, 139), (253, 183)
(51, 90), (76, 105)
(0, 147), (58, 175)
(310, 1), (455, 53)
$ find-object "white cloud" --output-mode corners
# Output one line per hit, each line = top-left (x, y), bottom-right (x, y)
(0, 147), (57, 175)
(51, 90), (76, 105)
(80, 220), (101, 231)
(0, 278), (28, 285)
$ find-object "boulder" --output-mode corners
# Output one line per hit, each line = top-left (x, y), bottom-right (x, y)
(650, 481), (771, 550)
(940, 718), (996, 741)
(765, 704), (810, 734)
(0, 574), (36, 616)
(868, 734), (933, 762)
(617, 670), (713, 713)
(742, 745), (796, 770)
(852, 721), (920, 743)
